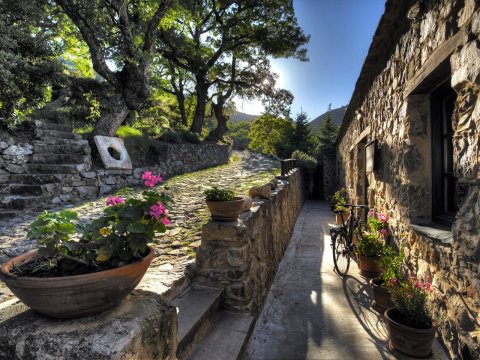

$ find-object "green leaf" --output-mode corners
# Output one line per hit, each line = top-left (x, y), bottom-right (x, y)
(127, 222), (146, 234)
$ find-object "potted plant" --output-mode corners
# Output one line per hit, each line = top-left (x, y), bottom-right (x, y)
(357, 211), (390, 278)
(384, 275), (435, 357)
(0, 171), (172, 319)
(204, 186), (244, 222)
(329, 188), (349, 224)
(370, 245), (403, 311)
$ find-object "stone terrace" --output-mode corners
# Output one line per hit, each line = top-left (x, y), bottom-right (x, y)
(0, 150), (279, 304)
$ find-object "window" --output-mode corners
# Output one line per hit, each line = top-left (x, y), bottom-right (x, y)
(431, 80), (457, 226)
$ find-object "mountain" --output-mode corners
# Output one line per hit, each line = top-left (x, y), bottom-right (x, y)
(309, 105), (347, 134)
(229, 110), (258, 123)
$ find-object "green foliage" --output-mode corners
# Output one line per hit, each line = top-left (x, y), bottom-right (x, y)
(159, 128), (183, 143)
(291, 150), (317, 169)
(0, 0), (63, 129)
(204, 187), (235, 202)
(228, 121), (251, 150)
(388, 276), (433, 329)
(330, 188), (348, 211)
(317, 113), (339, 150)
(116, 126), (143, 139)
(381, 246), (404, 284)
(291, 112), (317, 155)
(357, 233), (386, 257)
(123, 136), (163, 166)
(248, 113), (294, 158)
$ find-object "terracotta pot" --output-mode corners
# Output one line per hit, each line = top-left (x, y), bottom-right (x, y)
(0, 246), (155, 319)
(370, 278), (394, 311)
(384, 308), (436, 358)
(335, 210), (350, 224)
(206, 197), (244, 222)
(358, 254), (382, 278)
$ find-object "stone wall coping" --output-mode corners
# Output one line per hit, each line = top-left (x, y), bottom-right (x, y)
(410, 224), (453, 244)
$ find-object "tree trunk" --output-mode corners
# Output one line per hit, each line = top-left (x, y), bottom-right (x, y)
(177, 92), (188, 126)
(206, 100), (229, 141)
(190, 75), (208, 134)
(92, 96), (130, 137)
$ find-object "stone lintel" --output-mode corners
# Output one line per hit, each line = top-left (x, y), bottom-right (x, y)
(0, 290), (177, 360)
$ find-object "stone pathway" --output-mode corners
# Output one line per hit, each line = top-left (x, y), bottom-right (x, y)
(0, 151), (279, 303)
(245, 201), (449, 360)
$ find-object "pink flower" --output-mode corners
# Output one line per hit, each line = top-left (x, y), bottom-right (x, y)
(423, 282), (432, 291)
(406, 293), (413, 299)
(414, 280), (422, 289)
(149, 202), (167, 219)
(368, 211), (374, 217)
(161, 217), (170, 225)
(142, 171), (163, 187)
(378, 213), (388, 223)
(106, 196), (125, 206)
(380, 229), (388, 236)
(387, 278), (397, 286)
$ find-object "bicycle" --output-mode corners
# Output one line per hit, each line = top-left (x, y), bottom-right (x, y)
(329, 204), (369, 276)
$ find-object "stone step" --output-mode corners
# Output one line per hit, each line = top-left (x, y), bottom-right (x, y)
(173, 286), (223, 360)
(34, 137), (88, 146)
(186, 310), (255, 360)
(33, 143), (91, 155)
(10, 173), (68, 184)
(0, 210), (19, 219)
(0, 183), (52, 196)
(0, 195), (51, 210)
(34, 119), (73, 133)
(34, 128), (82, 141)
(26, 163), (86, 174)
(31, 153), (91, 165)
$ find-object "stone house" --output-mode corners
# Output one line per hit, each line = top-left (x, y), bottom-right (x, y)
(336, 0), (480, 358)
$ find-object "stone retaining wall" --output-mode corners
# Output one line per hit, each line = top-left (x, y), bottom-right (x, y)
(336, 1), (480, 358)
(195, 169), (304, 315)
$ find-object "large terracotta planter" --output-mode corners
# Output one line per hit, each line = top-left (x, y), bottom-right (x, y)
(206, 197), (244, 222)
(384, 308), (436, 358)
(0, 246), (155, 319)
(358, 254), (382, 278)
(335, 210), (350, 225)
(370, 278), (393, 311)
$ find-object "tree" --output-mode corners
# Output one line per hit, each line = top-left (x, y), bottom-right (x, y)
(55, 0), (172, 136)
(0, 0), (63, 128)
(159, 0), (309, 135)
(291, 111), (317, 155)
(317, 112), (339, 150)
(248, 113), (294, 157)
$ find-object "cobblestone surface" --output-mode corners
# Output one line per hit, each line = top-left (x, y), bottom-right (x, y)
(0, 151), (279, 304)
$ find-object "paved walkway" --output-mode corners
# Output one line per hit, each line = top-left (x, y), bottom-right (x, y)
(245, 201), (449, 360)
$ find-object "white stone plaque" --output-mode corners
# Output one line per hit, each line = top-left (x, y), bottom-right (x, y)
(94, 135), (132, 170)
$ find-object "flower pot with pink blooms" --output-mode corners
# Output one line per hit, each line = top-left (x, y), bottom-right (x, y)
(384, 275), (436, 358)
(204, 186), (244, 222)
(0, 171), (172, 319)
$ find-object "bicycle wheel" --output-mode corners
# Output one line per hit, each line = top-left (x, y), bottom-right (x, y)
(332, 232), (351, 276)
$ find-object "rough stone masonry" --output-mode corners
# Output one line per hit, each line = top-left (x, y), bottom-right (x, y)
(337, 0), (480, 358)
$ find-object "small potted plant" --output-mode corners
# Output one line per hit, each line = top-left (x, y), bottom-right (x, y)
(0, 171), (172, 319)
(357, 211), (390, 278)
(384, 275), (436, 357)
(370, 245), (403, 311)
(204, 186), (244, 222)
(329, 188), (349, 224)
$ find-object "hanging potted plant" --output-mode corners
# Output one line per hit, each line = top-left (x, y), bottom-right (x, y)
(0, 171), (172, 319)
(384, 275), (436, 357)
(204, 186), (244, 222)
(329, 188), (349, 224)
(370, 245), (403, 311)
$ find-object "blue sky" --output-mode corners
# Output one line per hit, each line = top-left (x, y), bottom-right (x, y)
(237, 0), (386, 119)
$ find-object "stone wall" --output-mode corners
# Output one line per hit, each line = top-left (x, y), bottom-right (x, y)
(321, 147), (337, 200)
(195, 169), (304, 315)
(0, 128), (231, 212)
(337, 1), (480, 358)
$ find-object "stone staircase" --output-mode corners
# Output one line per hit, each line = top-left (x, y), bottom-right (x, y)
(0, 120), (91, 219)
(173, 284), (255, 360)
